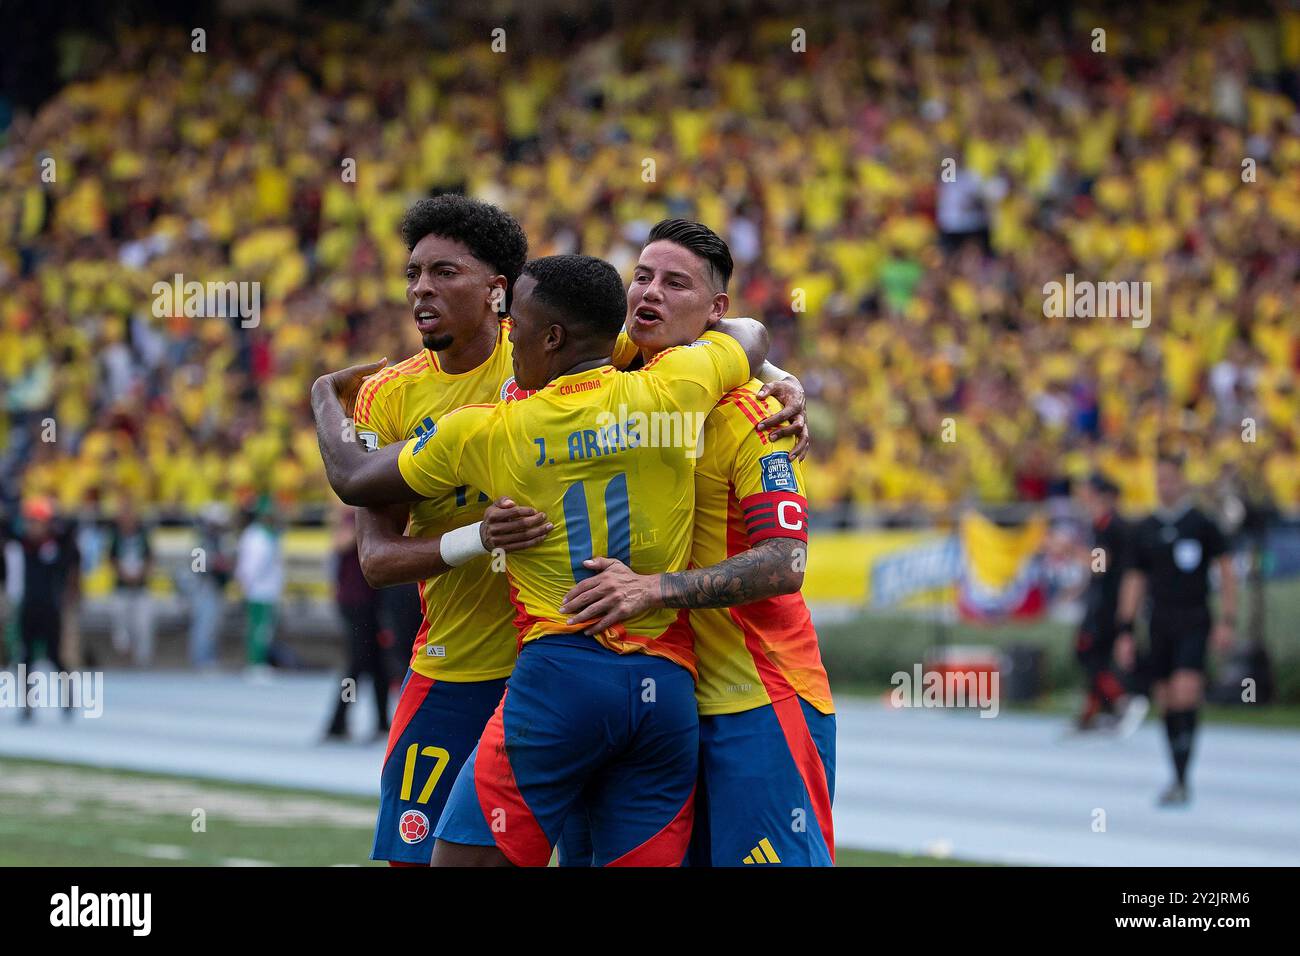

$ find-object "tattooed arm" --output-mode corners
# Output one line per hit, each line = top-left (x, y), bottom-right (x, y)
(661, 537), (804, 608)
(559, 538), (805, 634)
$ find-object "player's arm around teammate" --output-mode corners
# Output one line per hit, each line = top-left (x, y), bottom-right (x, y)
(312, 359), (549, 571)
(354, 497), (551, 588)
(560, 538), (804, 631)
(310, 294), (772, 511)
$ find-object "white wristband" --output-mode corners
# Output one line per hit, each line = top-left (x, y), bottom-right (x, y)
(439, 521), (489, 567)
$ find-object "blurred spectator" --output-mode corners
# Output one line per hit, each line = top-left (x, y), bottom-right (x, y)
(936, 165), (997, 254)
(10, 497), (78, 719)
(2, 516), (20, 666)
(0, 7), (1297, 523)
(234, 498), (283, 680)
(108, 502), (155, 665)
(188, 503), (234, 669)
(324, 507), (389, 741)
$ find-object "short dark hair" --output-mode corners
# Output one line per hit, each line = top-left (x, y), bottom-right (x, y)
(400, 194), (528, 305)
(647, 218), (734, 292)
(521, 255), (627, 338)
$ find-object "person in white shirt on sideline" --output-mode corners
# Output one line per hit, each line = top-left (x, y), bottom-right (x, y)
(234, 498), (284, 681)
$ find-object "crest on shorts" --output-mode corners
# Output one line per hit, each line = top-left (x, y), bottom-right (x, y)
(398, 809), (430, 844)
(1173, 539), (1202, 572)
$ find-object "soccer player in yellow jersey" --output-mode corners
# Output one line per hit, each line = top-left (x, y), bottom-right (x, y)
(561, 220), (836, 866)
(344, 196), (550, 865)
(311, 254), (771, 866)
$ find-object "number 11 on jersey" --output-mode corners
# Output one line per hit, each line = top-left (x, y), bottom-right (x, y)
(563, 473), (630, 582)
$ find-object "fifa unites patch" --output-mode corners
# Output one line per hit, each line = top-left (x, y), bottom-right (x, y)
(759, 452), (798, 493)
(398, 809), (430, 844)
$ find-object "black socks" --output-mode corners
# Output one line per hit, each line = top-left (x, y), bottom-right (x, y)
(1164, 709), (1199, 785)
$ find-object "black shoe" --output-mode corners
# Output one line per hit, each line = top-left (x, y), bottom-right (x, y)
(1157, 782), (1190, 807)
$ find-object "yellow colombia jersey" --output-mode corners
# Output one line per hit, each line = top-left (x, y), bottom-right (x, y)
(397, 330), (751, 677)
(690, 380), (835, 716)
(353, 318), (532, 682)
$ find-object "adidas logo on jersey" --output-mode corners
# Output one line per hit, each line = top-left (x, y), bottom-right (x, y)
(742, 838), (782, 864)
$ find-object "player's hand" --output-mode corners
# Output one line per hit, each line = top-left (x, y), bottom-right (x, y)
(480, 497), (552, 553)
(318, 358), (388, 417)
(559, 557), (662, 632)
(755, 375), (810, 460)
(1211, 621), (1235, 653)
(1114, 633), (1135, 671)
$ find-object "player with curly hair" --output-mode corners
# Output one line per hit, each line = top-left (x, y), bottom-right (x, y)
(349, 194), (548, 865)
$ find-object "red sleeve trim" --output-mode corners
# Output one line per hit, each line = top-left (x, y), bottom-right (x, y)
(354, 372), (394, 426)
(740, 490), (809, 544)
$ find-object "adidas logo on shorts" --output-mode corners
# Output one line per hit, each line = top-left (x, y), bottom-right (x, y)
(742, 838), (782, 864)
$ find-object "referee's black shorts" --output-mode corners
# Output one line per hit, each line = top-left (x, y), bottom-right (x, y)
(1147, 607), (1212, 680)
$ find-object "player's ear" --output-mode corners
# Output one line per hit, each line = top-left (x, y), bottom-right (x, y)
(709, 291), (729, 324)
(488, 275), (507, 313)
(544, 322), (566, 353)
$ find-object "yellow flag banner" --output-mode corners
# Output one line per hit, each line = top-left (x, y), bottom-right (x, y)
(955, 510), (1048, 621)
(803, 529), (958, 609)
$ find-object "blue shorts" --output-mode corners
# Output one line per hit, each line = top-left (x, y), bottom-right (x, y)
(689, 695), (836, 866)
(434, 633), (698, 867)
(370, 670), (508, 864)
(555, 801), (595, 867)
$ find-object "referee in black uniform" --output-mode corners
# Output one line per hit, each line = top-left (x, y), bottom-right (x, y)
(1116, 454), (1237, 806)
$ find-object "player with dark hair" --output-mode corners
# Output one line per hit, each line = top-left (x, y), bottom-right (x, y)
(1073, 473), (1147, 736)
(397, 195), (529, 320)
(348, 194), (548, 865)
(312, 253), (773, 866)
(1116, 453), (1238, 806)
(560, 219), (835, 866)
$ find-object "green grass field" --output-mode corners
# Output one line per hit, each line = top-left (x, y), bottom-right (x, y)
(0, 757), (982, 867)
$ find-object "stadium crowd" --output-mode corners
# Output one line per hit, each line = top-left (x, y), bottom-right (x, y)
(2, 4), (1299, 525)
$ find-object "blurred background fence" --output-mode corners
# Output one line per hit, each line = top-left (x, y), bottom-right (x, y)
(5, 501), (1297, 704)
